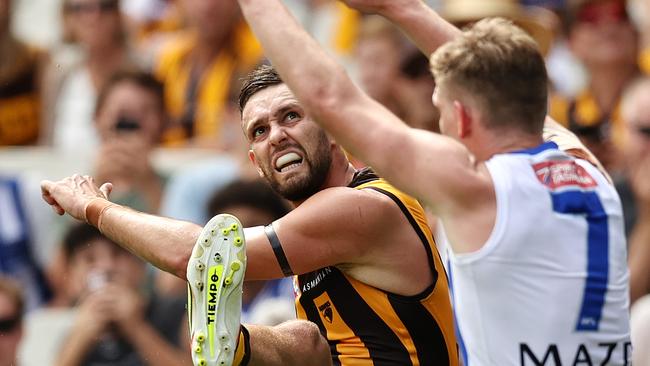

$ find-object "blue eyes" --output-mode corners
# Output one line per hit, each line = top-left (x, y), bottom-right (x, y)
(285, 111), (300, 121)
(253, 126), (266, 138)
(251, 111), (300, 139)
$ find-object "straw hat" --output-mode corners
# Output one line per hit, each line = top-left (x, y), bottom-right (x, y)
(441, 0), (559, 55)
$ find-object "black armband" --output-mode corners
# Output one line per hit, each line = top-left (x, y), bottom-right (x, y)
(264, 224), (294, 277)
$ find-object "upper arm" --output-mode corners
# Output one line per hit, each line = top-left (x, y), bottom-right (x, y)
(313, 85), (491, 214)
(543, 116), (611, 182)
(243, 188), (398, 280)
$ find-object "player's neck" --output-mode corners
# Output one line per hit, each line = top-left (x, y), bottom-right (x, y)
(474, 131), (544, 161)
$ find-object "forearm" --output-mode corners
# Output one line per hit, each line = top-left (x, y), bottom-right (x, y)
(378, 1), (460, 57)
(238, 0), (352, 116)
(91, 200), (199, 278)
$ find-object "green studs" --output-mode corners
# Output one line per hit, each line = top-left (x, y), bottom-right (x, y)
(234, 237), (243, 247)
(230, 223), (238, 231)
(231, 261), (241, 271)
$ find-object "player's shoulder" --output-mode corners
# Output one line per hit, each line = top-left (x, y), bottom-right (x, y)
(306, 184), (398, 212)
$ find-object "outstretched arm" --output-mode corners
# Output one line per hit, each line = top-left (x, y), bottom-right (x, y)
(41, 175), (425, 290)
(41, 175), (199, 278)
(237, 0), (483, 211)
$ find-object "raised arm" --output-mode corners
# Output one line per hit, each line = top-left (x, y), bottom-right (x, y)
(340, 0), (460, 56)
(237, 0), (483, 211)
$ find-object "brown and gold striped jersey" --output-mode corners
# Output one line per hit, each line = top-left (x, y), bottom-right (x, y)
(294, 168), (459, 366)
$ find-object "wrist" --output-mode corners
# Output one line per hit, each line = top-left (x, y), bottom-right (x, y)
(85, 198), (117, 230)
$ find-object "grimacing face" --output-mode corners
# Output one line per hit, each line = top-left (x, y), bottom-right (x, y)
(242, 84), (332, 202)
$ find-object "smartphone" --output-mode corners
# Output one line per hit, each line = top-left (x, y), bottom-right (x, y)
(114, 116), (141, 133)
(86, 271), (112, 292)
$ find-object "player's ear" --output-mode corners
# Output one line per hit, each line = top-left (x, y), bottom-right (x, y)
(454, 100), (472, 139)
(248, 150), (265, 178)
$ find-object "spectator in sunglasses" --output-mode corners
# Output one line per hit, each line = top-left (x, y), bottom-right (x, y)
(620, 77), (650, 306)
(550, 0), (640, 172)
(42, 0), (142, 153)
(623, 77), (650, 365)
(0, 276), (23, 366)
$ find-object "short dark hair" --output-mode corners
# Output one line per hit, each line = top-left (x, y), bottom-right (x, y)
(95, 69), (165, 117)
(62, 223), (109, 260)
(207, 179), (290, 221)
(238, 64), (284, 114)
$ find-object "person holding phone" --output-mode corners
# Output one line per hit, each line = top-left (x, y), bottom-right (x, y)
(93, 70), (167, 214)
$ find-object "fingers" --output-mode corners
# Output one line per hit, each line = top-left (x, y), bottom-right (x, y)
(41, 175), (104, 218)
(99, 182), (113, 199)
(40, 180), (65, 215)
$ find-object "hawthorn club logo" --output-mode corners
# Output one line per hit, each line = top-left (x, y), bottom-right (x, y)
(319, 301), (334, 323)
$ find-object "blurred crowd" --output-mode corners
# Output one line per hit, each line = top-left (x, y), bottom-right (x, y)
(1, 0), (650, 364)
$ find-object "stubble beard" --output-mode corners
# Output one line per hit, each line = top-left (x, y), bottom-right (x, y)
(263, 135), (332, 202)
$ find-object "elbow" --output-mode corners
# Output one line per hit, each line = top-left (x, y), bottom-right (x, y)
(171, 253), (189, 280)
(170, 222), (202, 280)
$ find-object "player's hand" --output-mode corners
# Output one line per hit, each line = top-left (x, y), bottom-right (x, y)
(40, 174), (113, 220)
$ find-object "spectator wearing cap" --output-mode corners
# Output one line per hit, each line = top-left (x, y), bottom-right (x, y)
(440, 0), (558, 55)
(549, 0), (640, 172)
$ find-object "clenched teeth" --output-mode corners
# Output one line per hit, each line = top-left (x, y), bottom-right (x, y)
(275, 152), (302, 171)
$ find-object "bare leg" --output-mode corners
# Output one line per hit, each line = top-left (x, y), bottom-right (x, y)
(245, 320), (332, 366)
